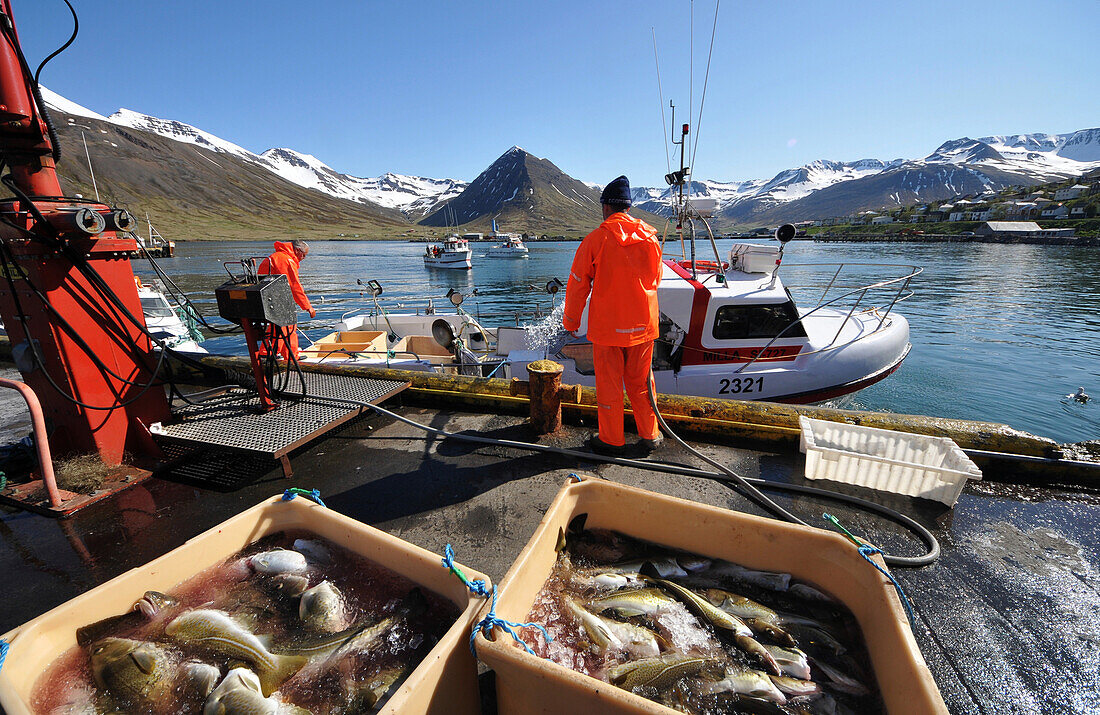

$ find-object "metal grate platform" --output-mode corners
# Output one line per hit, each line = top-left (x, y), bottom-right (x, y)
(153, 372), (409, 476)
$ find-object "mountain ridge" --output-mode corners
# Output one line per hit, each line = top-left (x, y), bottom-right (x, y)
(40, 87), (1099, 232)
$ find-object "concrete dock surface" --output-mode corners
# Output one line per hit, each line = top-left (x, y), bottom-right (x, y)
(1, 404), (1098, 714)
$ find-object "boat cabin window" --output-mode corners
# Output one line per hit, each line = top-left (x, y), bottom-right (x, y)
(140, 296), (175, 318)
(712, 301), (805, 340)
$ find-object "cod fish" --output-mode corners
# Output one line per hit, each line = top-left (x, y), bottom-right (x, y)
(704, 561), (792, 592)
(590, 587), (677, 618)
(565, 598), (661, 658)
(607, 654), (718, 693)
(769, 674), (823, 698)
(248, 549), (308, 575)
(268, 573), (310, 598)
(643, 573), (781, 676)
(292, 538), (331, 565)
(698, 665), (787, 704)
(89, 637), (174, 707)
(203, 668), (278, 715)
(609, 557), (687, 579)
(763, 645), (811, 680)
(165, 609), (306, 696)
(77, 591), (181, 647)
(811, 658), (870, 696)
(299, 580), (346, 633)
(703, 589), (778, 624)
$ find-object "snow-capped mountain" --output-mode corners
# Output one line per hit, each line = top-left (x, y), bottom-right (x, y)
(42, 87), (464, 218)
(259, 148), (465, 218)
(636, 131), (1099, 224)
(41, 86), (1098, 229)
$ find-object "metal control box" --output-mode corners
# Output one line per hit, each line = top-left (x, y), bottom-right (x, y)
(215, 274), (297, 326)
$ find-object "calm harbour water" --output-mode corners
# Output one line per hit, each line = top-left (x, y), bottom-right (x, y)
(138, 239), (1100, 445)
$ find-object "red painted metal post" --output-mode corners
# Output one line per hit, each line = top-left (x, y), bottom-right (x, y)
(241, 320), (279, 412)
(0, 2), (171, 465)
(0, 376), (60, 508)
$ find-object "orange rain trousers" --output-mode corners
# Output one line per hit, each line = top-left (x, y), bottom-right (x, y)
(258, 242), (312, 360)
(594, 342), (660, 446)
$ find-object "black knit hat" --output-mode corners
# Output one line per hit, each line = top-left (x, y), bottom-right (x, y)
(600, 175), (632, 207)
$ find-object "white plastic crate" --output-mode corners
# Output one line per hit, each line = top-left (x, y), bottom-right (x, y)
(798, 416), (982, 506)
(728, 243), (781, 274)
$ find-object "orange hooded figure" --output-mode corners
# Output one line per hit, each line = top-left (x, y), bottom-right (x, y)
(564, 176), (663, 454)
(258, 240), (314, 358)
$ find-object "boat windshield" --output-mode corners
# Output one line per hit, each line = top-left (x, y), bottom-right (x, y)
(712, 301), (806, 340)
(140, 296), (175, 318)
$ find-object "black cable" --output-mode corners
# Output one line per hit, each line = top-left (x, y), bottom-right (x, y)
(32, 0), (78, 88)
(135, 239), (240, 334)
(0, 7), (64, 162)
(270, 385), (938, 568)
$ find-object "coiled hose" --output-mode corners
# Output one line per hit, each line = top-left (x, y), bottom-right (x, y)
(296, 384), (940, 568)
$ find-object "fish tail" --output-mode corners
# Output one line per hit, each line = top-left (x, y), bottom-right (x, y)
(257, 653), (308, 696)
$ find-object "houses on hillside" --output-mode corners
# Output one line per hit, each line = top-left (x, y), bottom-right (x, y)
(811, 178), (1098, 228)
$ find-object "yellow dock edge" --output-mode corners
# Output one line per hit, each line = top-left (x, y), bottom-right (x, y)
(187, 355), (1069, 456)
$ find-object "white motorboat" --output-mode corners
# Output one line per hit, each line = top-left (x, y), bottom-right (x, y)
(137, 279), (207, 353)
(301, 239), (919, 404)
(423, 234), (472, 270)
(487, 233), (529, 257)
(540, 242), (917, 404)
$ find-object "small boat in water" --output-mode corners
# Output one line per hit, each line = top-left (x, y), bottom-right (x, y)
(137, 279), (207, 353)
(487, 233), (529, 257)
(424, 235), (472, 270)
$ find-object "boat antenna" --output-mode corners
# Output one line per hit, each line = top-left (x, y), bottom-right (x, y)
(689, 0), (720, 173)
(652, 28), (671, 175)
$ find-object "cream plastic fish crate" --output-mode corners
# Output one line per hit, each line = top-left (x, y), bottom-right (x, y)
(0, 495), (489, 715)
(473, 477), (947, 715)
(799, 416), (982, 507)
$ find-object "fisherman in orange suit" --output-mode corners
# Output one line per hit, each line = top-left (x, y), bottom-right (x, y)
(258, 239), (315, 359)
(563, 176), (664, 456)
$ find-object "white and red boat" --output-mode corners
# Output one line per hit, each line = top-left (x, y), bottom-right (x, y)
(531, 239), (918, 404)
(423, 234), (472, 270)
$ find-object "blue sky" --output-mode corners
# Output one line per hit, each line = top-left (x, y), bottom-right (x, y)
(14, 0), (1100, 188)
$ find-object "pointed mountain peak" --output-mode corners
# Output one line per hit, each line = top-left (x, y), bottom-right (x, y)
(925, 137), (1003, 164)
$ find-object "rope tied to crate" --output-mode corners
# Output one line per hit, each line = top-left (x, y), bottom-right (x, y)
(567, 472), (583, 483)
(441, 544), (491, 598)
(281, 488), (326, 508)
(823, 513), (915, 624)
(439, 544), (551, 657)
(0, 638), (8, 674)
(469, 587), (552, 657)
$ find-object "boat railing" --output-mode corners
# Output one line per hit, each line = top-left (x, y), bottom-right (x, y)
(732, 262), (921, 374)
(341, 300), (557, 327)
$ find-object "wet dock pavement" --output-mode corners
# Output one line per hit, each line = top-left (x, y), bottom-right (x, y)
(1, 403), (1098, 714)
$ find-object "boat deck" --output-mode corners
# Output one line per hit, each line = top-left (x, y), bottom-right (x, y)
(1, 397), (1098, 713)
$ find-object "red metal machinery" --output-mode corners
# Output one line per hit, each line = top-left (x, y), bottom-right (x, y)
(0, 0), (170, 468)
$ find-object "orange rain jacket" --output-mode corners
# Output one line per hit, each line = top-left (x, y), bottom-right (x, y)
(258, 241), (313, 313)
(563, 212), (662, 346)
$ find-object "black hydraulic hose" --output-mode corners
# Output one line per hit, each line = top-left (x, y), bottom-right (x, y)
(278, 387), (939, 568)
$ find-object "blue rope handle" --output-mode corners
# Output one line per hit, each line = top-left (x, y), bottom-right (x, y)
(441, 544), (491, 598)
(281, 488), (326, 508)
(823, 513), (915, 624)
(469, 587), (552, 656)
(567, 472), (583, 483)
(0, 639), (8, 674)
